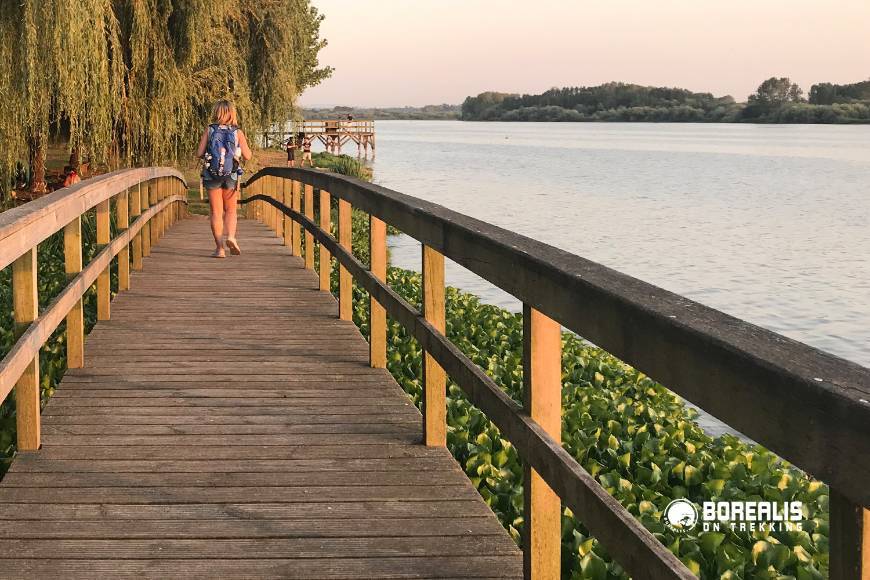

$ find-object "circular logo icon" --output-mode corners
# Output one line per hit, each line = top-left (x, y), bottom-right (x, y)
(662, 499), (699, 533)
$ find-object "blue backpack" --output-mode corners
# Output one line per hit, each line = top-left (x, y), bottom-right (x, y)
(203, 124), (241, 179)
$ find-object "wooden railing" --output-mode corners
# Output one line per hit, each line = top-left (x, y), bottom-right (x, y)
(0, 168), (187, 451)
(242, 167), (870, 580)
(296, 119), (375, 135)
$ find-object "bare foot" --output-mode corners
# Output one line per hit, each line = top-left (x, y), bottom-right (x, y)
(212, 248), (226, 259)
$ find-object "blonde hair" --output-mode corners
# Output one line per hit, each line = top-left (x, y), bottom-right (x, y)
(212, 100), (238, 126)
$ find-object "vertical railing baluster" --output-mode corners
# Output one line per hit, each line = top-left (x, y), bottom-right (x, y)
(283, 178), (292, 249)
(522, 305), (562, 580)
(63, 217), (84, 369)
(829, 491), (869, 580)
(272, 177), (284, 238)
(12, 248), (39, 451)
(304, 184), (315, 270)
(149, 177), (158, 246)
(96, 199), (111, 321)
(369, 215), (387, 368)
(422, 245), (446, 446)
(142, 181), (152, 257)
(338, 199), (352, 320)
(292, 181), (302, 257)
(132, 183), (143, 271)
(117, 188), (130, 291)
(273, 176), (281, 237)
(267, 176), (274, 235)
(319, 189), (331, 291)
(158, 177), (165, 240)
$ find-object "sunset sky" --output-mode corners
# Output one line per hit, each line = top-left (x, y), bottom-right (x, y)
(300, 0), (870, 107)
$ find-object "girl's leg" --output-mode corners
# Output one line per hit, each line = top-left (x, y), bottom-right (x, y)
(223, 187), (241, 255)
(208, 188), (226, 252)
(223, 187), (238, 242)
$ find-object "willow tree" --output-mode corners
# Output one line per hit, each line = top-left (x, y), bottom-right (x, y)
(115, 0), (331, 166)
(1, 0), (330, 198)
(0, 0), (125, 195)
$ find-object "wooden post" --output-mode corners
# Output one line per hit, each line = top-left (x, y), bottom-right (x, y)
(157, 178), (164, 239)
(96, 199), (111, 321)
(149, 178), (158, 246)
(263, 177), (272, 231)
(117, 189), (130, 291)
(319, 190), (331, 291)
(132, 183), (143, 271)
(292, 181), (302, 257)
(283, 178), (292, 248)
(338, 199), (352, 320)
(272, 176), (281, 236)
(830, 491), (870, 580)
(12, 248), (40, 451)
(370, 215), (387, 368)
(64, 217), (85, 369)
(522, 305), (562, 580)
(142, 181), (151, 257)
(304, 184), (315, 270)
(422, 245), (446, 447)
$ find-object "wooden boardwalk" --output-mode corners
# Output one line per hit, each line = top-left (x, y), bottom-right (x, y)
(0, 218), (522, 579)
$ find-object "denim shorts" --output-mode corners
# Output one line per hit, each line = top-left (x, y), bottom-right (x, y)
(202, 174), (237, 191)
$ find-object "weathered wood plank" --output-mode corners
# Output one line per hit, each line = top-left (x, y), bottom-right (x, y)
(0, 485), (479, 504)
(0, 517), (509, 539)
(0, 500), (496, 521)
(0, 557), (522, 579)
(0, 536), (520, 559)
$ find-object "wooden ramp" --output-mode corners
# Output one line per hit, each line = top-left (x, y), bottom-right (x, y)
(0, 218), (522, 579)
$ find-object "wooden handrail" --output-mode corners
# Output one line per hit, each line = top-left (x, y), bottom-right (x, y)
(243, 167), (870, 580)
(241, 189), (693, 580)
(0, 167), (184, 270)
(0, 168), (187, 452)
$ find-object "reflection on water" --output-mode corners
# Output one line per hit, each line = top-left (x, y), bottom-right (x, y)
(369, 121), (870, 436)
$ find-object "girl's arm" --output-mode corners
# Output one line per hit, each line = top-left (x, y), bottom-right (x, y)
(238, 131), (253, 160)
(195, 128), (209, 158)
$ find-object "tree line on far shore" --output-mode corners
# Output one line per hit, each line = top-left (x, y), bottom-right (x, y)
(460, 78), (870, 123)
(302, 104), (460, 120)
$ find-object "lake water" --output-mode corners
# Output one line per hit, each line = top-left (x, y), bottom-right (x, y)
(359, 121), (870, 435)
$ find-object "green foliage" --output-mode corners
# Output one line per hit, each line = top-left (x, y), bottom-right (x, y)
(461, 80), (870, 124)
(344, 269), (830, 579)
(310, 153), (371, 181)
(461, 83), (741, 123)
(1, 0), (332, 197)
(808, 80), (870, 105)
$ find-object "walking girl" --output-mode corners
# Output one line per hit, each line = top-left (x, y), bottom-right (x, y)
(196, 100), (253, 258)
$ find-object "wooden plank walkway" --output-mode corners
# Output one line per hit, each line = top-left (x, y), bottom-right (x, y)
(0, 217), (522, 579)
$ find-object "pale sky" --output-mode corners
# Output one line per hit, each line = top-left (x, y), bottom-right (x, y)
(300, 0), (870, 107)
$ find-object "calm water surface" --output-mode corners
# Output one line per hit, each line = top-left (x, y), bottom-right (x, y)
(370, 121), (870, 375)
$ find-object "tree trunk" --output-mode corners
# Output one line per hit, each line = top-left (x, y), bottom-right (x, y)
(28, 134), (48, 194)
(69, 145), (81, 172)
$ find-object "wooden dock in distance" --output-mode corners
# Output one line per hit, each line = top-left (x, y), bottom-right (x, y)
(265, 119), (375, 157)
(0, 218), (522, 579)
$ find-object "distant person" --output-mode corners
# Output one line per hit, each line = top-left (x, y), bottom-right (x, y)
(347, 114), (353, 121)
(286, 139), (296, 167)
(196, 99), (252, 258)
(62, 166), (81, 188)
(301, 137), (313, 166)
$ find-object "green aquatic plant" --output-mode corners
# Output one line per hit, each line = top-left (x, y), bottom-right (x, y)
(344, 267), (829, 579)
